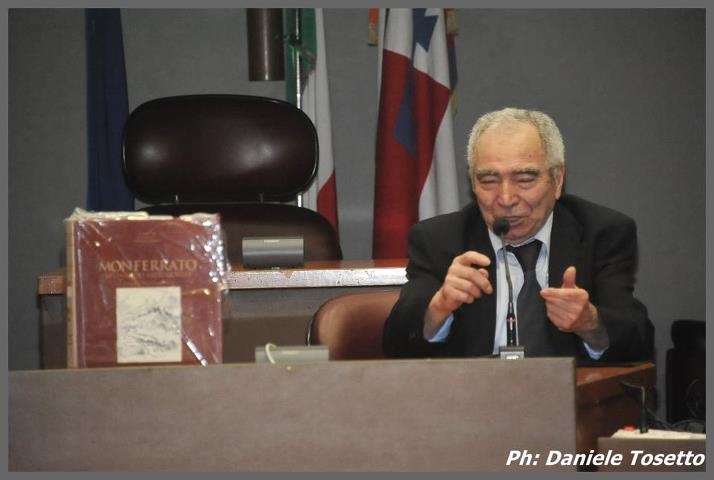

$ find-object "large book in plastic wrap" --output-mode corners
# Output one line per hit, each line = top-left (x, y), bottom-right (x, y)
(65, 209), (227, 368)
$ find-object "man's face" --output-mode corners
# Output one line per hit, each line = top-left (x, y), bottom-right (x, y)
(471, 122), (564, 244)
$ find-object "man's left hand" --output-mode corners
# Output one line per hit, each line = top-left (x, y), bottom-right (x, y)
(540, 266), (600, 334)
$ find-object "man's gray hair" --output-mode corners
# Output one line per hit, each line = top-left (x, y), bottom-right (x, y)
(466, 107), (565, 177)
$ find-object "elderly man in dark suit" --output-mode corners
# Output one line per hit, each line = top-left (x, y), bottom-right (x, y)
(383, 107), (653, 362)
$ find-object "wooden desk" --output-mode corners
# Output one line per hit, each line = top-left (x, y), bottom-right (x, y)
(37, 262), (656, 457)
(37, 260), (408, 367)
(37, 259), (408, 294)
(576, 363), (657, 457)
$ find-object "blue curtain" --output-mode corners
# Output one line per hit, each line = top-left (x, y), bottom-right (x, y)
(85, 8), (134, 211)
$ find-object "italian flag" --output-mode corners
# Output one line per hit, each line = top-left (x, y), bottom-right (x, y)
(285, 8), (339, 235)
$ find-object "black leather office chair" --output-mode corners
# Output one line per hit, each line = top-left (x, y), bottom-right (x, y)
(665, 319), (705, 424)
(122, 94), (342, 266)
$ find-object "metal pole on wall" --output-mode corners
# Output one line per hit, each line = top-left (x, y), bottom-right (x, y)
(292, 8), (304, 206)
(294, 8), (303, 109)
(246, 8), (285, 81)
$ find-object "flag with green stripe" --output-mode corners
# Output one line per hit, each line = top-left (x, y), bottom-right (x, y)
(285, 8), (339, 234)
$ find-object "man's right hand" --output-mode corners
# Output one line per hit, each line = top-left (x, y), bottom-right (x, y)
(423, 251), (492, 339)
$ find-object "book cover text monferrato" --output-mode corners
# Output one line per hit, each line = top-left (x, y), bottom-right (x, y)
(65, 209), (227, 368)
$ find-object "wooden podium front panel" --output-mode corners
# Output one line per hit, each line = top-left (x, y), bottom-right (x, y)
(9, 359), (576, 472)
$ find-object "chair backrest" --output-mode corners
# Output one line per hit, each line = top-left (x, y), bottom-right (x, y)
(666, 319), (705, 423)
(307, 290), (400, 360)
(123, 94), (318, 203)
(122, 94), (342, 264)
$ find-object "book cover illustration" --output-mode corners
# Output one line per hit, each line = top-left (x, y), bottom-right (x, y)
(65, 209), (228, 368)
(116, 286), (182, 363)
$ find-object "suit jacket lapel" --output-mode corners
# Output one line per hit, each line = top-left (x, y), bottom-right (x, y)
(549, 201), (586, 288)
(458, 205), (498, 355)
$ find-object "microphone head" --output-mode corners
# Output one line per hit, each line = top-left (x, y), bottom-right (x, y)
(493, 217), (510, 237)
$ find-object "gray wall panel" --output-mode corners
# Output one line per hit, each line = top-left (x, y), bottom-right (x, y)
(9, 9), (86, 369)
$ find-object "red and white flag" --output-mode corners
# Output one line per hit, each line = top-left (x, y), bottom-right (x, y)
(373, 8), (459, 259)
(298, 9), (339, 234)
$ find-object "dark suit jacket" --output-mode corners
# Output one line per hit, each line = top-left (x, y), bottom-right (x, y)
(383, 194), (654, 362)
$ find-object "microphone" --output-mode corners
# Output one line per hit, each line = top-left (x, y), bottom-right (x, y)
(492, 217), (510, 237)
(494, 217), (525, 360)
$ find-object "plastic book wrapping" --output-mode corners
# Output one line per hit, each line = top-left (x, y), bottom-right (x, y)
(65, 208), (227, 368)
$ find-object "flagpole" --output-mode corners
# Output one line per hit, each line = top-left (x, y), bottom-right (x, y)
(294, 8), (302, 110)
(292, 8), (304, 206)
